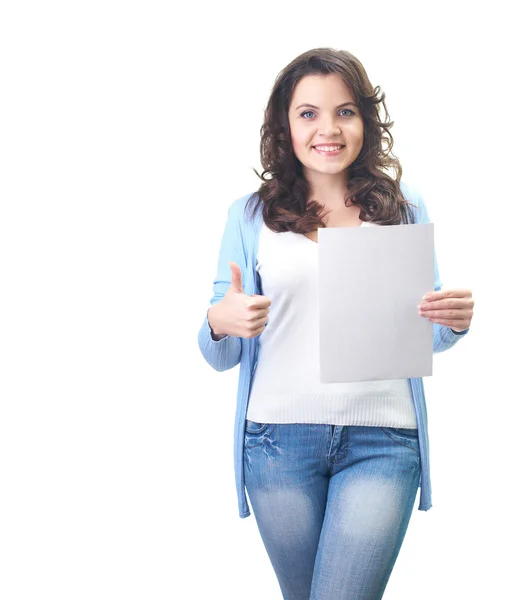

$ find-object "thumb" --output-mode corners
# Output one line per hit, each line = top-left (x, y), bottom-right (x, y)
(229, 262), (244, 293)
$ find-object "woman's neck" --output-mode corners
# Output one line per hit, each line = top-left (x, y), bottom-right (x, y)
(305, 170), (351, 210)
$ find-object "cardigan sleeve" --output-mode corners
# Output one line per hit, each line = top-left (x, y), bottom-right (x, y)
(401, 182), (470, 353)
(197, 201), (243, 372)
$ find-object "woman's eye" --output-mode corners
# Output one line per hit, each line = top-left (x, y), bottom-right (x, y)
(300, 109), (355, 119)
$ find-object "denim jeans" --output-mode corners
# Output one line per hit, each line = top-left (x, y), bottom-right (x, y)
(244, 422), (421, 600)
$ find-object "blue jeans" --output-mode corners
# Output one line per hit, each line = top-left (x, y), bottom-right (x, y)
(244, 422), (421, 600)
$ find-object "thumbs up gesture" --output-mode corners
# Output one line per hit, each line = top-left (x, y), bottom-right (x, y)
(208, 262), (272, 339)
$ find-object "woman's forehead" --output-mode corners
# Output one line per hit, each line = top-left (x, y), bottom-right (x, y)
(290, 74), (355, 107)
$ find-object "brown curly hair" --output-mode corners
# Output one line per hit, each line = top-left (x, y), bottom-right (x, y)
(246, 47), (415, 229)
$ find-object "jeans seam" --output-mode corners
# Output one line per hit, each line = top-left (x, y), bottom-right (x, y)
(381, 427), (420, 455)
(328, 451), (349, 464)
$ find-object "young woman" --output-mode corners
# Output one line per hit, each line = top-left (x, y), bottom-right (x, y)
(198, 48), (474, 600)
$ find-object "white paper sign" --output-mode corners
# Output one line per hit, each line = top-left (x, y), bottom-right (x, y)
(318, 223), (434, 383)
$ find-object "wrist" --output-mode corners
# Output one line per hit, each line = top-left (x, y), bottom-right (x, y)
(207, 305), (226, 338)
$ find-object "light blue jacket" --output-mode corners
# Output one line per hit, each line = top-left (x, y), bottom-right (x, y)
(198, 182), (469, 518)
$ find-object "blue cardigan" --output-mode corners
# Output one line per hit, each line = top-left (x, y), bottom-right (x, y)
(198, 182), (469, 518)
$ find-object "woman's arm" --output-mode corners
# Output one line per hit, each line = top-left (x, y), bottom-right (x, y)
(402, 182), (471, 353)
(197, 202), (243, 371)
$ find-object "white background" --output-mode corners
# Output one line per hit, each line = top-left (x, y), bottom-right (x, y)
(1, 1), (520, 598)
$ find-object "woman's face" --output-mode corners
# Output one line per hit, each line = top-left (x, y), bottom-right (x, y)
(287, 73), (364, 181)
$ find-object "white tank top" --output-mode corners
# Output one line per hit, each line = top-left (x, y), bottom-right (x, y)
(246, 220), (417, 428)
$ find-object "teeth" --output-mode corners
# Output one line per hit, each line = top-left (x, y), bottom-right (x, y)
(315, 145), (342, 151)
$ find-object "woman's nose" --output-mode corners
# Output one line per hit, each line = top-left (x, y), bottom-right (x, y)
(318, 119), (341, 137)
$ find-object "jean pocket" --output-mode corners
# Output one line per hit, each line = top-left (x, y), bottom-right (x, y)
(381, 427), (420, 454)
(245, 420), (270, 435)
(244, 420), (277, 448)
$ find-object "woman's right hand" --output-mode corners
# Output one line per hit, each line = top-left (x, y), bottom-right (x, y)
(208, 262), (271, 339)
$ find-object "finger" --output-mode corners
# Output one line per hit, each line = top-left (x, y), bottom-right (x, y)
(251, 324), (267, 338)
(425, 317), (470, 328)
(423, 289), (472, 302)
(246, 318), (268, 338)
(419, 298), (474, 311)
(246, 307), (270, 320)
(229, 262), (243, 293)
(420, 309), (473, 320)
(247, 295), (272, 309)
(251, 314), (269, 328)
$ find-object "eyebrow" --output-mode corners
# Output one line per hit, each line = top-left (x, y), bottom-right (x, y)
(295, 102), (357, 111)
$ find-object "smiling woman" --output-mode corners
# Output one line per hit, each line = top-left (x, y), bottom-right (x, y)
(198, 47), (473, 600)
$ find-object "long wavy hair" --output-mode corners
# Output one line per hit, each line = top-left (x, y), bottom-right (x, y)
(246, 48), (416, 229)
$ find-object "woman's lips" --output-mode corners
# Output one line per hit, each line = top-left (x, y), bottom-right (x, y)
(312, 145), (345, 157)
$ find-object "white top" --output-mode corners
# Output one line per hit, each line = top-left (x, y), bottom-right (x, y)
(246, 220), (418, 428)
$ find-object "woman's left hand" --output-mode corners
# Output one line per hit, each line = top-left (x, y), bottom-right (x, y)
(418, 289), (474, 332)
